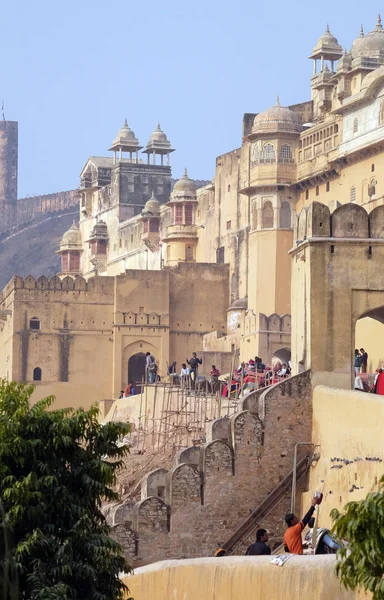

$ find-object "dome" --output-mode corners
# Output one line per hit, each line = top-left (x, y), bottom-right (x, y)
(144, 123), (174, 154)
(60, 221), (82, 249)
(228, 297), (248, 310)
(337, 49), (352, 72)
(311, 24), (342, 56)
(89, 220), (109, 240)
(252, 98), (302, 134)
(143, 191), (160, 214)
(173, 168), (197, 193)
(149, 123), (169, 144)
(110, 119), (141, 150)
(351, 16), (384, 59)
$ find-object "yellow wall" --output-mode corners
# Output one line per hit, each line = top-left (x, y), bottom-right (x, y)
(296, 153), (384, 213)
(302, 385), (384, 529)
(122, 555), (368, 600)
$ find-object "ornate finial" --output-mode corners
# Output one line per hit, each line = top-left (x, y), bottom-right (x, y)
(150, 190), (155, 198)
(183, 167), (188, 178)
(157, 122), (161, 130)
(360, 24), (364, 37)
(276, 95), (280, 106)
(124, 118), (128, 127)
(326, 23), (330, 33)
(378, 13), (382, 26)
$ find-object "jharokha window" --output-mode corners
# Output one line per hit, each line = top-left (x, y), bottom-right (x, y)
(149, 219), (159, 233)
(185, 204), (193, 225)
(175, 205), (183, 224)
(260, 143), (276, 163)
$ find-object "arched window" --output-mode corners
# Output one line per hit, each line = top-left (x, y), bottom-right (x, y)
(279, 144), (294, 163)
(252, 143), (259, 163)
(185, 245), (193, 261)
(353, 118), (358, 134)
(262, 201), (274, 229)
(260, 143), (276, 163)
(29, 317), (40, 331)
(350, 186), (357, 202)
(280, 201), (291, 229)
(33, 367), (42, 381)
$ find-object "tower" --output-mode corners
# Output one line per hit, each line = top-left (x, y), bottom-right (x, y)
(56, 221), (83, 276)
(309, 25), (342, 117)
(0, 120), (18, 231)
(162, 169), (198, 265)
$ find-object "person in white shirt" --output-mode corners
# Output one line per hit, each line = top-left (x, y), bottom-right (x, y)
(180, 363), (190, 388)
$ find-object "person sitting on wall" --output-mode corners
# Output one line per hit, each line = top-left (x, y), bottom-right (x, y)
(119, 390), (124, 399)
(180, 363), (190, 388)
(146, 351), (157, 384)
(187, 352), (202, 389)
(123, 382), (132, 397)
(210, 365), (220, 393)
(130, 381), (136, 396)
(168, 361), (177, 376)
(360, 348), (368, 374)
(284, 494), (322, 555)
(245, 528), (271, 556)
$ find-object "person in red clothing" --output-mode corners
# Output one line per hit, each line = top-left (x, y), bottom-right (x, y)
(283, 495), (321, 554)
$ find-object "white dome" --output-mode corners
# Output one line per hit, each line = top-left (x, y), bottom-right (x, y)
(253, 98), (302, 134)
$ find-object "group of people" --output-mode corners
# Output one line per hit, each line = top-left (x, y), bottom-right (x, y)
(168, 353), (207, 390)
(353, 348), (384, 394)
(214, 493), (322, 557)
(222, 357), (292, 397)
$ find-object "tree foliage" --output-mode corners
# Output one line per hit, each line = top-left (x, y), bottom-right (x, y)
(331, 475), (384, 600)
(0, 380), (132, 599)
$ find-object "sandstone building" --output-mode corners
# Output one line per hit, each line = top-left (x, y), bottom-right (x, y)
(0, 16), (384, 574)
(2, 18), (384, 398)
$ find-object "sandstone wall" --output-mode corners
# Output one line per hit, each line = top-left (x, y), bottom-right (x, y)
(109, 372), (313, 566)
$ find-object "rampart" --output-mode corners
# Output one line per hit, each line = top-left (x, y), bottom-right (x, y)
(108, 371), (313, 566)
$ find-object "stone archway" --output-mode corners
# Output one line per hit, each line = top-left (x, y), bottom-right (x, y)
(128, 353), (146, 390)
(273, 347), (291, 364)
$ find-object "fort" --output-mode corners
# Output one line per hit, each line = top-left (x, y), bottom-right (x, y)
(1, 15), (384, 598)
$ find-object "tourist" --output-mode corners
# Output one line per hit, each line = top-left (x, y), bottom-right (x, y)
(354, 349), (362, 376)
(245, 528), (271, 556)
(123, 382), (132, 397)
(278, 363), (288, 377)
(284, 494), (321, 555)
(119, 390), (124, 399)
(214, 547), (227, 557)
(130, 381), (137, 395)
(168, 361), (177, 376)
(187, 352), (202, 388)
(146, 351), (157, 384)
(373, 368), (384, 395)
(360, 348), (368, 373)
(180, 363), (190, 388)
(210, 365), (220, 393)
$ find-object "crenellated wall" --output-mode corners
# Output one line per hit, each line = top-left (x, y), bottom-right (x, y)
(109, 371), (313, 566)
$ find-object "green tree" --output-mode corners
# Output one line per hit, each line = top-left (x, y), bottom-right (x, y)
(0, 380), (132, 599)
(331, 476), (384, 600)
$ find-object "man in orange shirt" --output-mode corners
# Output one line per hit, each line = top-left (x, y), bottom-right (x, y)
(283, 496), (318, 555)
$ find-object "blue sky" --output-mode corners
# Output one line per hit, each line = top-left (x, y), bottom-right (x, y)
(2, 0), (381, 196)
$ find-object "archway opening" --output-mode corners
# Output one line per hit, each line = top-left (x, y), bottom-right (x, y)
(128, 353), (146, 391)
(273, 347), (291, 365)
(355, 314), (384, 379)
